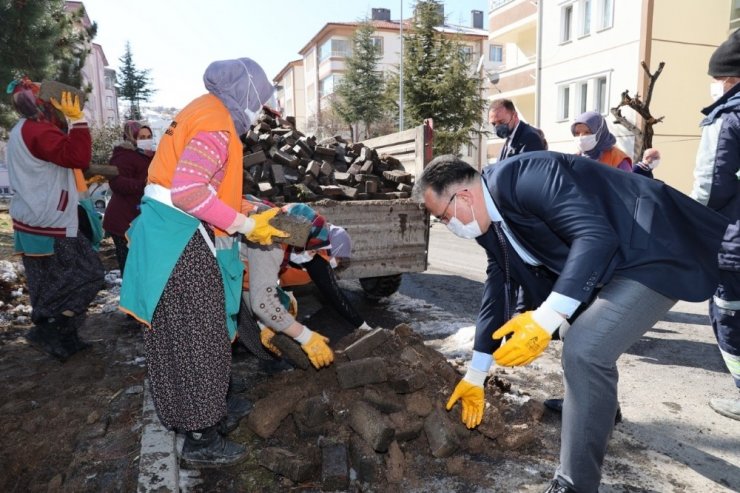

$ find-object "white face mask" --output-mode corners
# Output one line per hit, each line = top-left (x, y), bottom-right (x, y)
(445, 197), (482, 239)
(710, 81), (725, 102)
(137, 139), (153, 151)
(647, 158), (660, 170)
(575, 134), (597, 153)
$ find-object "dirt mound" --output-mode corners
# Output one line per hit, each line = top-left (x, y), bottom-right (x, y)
(198, 324), (546, 492)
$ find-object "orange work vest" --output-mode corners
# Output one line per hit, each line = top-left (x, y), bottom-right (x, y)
(148, 93), (243, 236)
(598, 147), (632, 169)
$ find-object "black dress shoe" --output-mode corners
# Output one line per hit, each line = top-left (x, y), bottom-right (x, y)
(544, 479), (577, 493)
(544, 398), (623, 424)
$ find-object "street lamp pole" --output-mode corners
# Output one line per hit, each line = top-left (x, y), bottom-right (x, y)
(399, 0), (404, 131)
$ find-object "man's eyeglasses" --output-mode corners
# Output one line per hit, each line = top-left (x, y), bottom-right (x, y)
(434, 189), (467, 223)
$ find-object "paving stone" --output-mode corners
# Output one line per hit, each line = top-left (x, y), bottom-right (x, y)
(246, 386), (306, 439)
(424, 407), (460, 458)
(243, 150), (266, 167)
(388, 411), (423, 442)
(385, 441), (405, 484)
(344, 328), (392, 361)
(349, 435), (383, 483)
(321, 443), (349, 491)
(349, 401), (395, 453)
(389, 370), (427, 394)
(362, 388), (405, 414)
(335, 357), (388, 389)
(259, 447), (315, 482)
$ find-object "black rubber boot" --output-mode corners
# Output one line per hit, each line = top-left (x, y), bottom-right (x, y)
(181, 425), (246, 467)
(24, 319), (71, 362)
(218, 395), (254, 435)
(58, 315), (91, 356)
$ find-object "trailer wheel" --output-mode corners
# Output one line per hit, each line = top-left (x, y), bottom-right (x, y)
(359, 274), (402, 300)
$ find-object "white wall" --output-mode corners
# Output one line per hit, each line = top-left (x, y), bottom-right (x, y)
(539, 0), (642, 157)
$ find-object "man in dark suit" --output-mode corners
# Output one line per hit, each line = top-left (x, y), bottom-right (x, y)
(490, 98), (547, 161)
(414, 152), (730, 493)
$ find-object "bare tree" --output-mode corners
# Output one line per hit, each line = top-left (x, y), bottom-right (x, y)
(610, 61), (665, 159)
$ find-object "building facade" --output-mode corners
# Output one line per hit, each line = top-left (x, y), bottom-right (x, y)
(274, 6), (495, 168)
(488, 0), (734, 193)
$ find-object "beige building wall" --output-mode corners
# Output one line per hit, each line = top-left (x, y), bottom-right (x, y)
(645, 0), (732, 193)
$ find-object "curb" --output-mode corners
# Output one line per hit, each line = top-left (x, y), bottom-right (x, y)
(137, 379), (180, 493)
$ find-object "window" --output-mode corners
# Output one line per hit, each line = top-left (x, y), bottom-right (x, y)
(489, 44), (503, 63)
(578, 81), (588, 114)
(558, 85), (571, 121)
(371, 36), (384, 55)
(561, 4), (573, 43)
(319, 75), (341, 97)
(595, 76), (607, 113)
(597, 0), (613, 30)
(319, 38), (351, 61)
(580, 0), (592, 36)
(104, 76), (113, 90)
(460, 45), (473, 62)
(106, 96), (113, 110)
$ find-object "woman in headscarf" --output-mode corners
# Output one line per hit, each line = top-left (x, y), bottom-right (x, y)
(119, 58), (287, 467)
(571, 111), (632, 170)
(5, 77), (104, 362)
(103, 121), (154, 274)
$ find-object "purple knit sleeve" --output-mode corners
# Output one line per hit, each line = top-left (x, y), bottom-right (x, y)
(171, 130), (237, 231)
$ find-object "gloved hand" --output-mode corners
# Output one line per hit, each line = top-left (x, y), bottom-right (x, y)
(296, 329), (334, 369)
(493, 306), (564, 366)
(259, 326), (281, 356)
(50, 91), (84, 122)
(446, 367), (486, 429)
(238, 208), (289, 245)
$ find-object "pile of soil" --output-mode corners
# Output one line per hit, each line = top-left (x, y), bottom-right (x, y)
(192, 324), (549, 492)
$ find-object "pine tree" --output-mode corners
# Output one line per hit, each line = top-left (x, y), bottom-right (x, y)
(0, 1), (97, 134)
(390, 0), (485, 154)
(331, 21), (386, 141)
(115, 42), (154, 120)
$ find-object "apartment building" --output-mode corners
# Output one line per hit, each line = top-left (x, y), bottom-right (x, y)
(488, 0), (733, 193)
(273, 6), (495, 168)
(65, 1), (120, 127)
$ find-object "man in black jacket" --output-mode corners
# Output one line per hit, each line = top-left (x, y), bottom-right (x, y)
(489, 98), (547, 161)
(415, 152), (730, 493)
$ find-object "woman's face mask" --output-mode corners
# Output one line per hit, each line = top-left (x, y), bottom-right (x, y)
(575, 134), (597, 153)
(445, 196), (482, 239)
(137, 138), (153, 151)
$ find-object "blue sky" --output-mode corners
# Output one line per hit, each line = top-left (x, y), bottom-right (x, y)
(80, 0), (487, 108)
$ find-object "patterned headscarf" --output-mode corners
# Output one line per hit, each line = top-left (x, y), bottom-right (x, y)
(203, 57), (274, 135)
(570, 111), (616, 160)
(123, 120), (142, 143)
(6, 76), (66, 131)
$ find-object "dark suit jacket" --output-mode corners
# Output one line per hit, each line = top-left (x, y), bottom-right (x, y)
(498, 121), (546, 161)
(473, 151), (729, 354)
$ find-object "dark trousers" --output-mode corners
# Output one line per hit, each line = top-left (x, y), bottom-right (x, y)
(709, 271), (740, 389)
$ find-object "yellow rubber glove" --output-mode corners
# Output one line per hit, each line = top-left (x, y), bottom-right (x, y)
(446, 379), (485, 429)
(493, 311), (555, 366)
(259, 327), (281, 356)
(50, 91), (84, 121)
(300, 331), (334, 369)
(245, 208), (289, 245)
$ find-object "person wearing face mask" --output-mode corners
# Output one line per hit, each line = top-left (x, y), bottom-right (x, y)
(632, 147), (661, 178)
(690, 28), (740, 422)
(415, 152), (734, 493)
(119, 57), (289, 468)
(489, 99), (547, 161)
(103, 121), (155, 274)
(571, 111), (632, 171)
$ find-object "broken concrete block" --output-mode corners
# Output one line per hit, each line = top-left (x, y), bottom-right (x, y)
(269, 213), (313, 249)
(385, 441), (405, 484)
(388, 411), (423, 442)
(383, 169), (413, 184)
(477, 406), (506, 441)
(360, 160), (374, 174)
(243, 150), (267, 168)
(364, 181), (378, 194)
(259, 447), (315, 482)
(271, 164), (286, 184)
(362, 388), (405, 414)
(319, 185), (344, 198)
(247, 386), (306, 438)
(347, 163), (362, 175)
(307, 160), (321, 177)
(340, 185), (359, 199)
(349, 401), (395, 453)
(258, 182), (275, 196)
(335, 357), (388, 389)
(271, 149), (299, 168)
(334, 172), (351, 184)
(397, 183), (413, 193)
(344, 328), (392, 361)
(424, 407), (460, 458)
(349, 435), (383, 483)
(389, 370), (427, 394)
(321, 443), (349, 491)
(320, 160), (334, 176)
(314, 145), (336, 158)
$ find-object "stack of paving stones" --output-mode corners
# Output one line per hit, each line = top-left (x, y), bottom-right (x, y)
(245, 324), (545, 492)
(241, 109), (415, 204)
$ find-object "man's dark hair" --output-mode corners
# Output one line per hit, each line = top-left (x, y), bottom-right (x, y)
(490, 98), (515, 113)
(413, 154), (479, 201)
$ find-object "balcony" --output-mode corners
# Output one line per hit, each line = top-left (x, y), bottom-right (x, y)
(489, 0), (537, 43)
